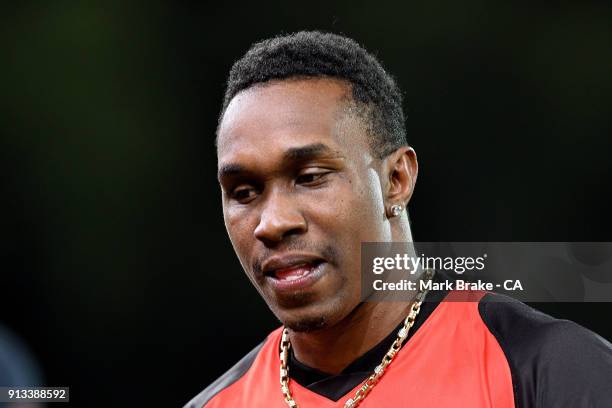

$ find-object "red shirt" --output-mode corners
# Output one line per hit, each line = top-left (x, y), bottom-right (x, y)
(185, 289), (612, 407)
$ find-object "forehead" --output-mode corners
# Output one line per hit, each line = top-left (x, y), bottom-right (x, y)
(217, 78), (369, 164)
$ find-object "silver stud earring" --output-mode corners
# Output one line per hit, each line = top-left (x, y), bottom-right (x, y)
(390, 204), (404, 218)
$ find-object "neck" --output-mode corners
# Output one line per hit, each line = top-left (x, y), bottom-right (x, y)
(288, 299), (413, 374)
(289, 220), (416, 374)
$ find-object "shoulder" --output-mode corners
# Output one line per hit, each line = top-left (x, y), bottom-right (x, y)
(478, 292), (612, 359)
(477, 292), (612, 407)
(182, 338), (267, 408)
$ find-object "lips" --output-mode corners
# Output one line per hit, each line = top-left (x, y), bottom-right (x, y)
(273, 263), (316, 280)
(261, 255), (326, 292)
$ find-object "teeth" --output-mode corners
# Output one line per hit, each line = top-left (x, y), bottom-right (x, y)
(276, 264), (313, 280)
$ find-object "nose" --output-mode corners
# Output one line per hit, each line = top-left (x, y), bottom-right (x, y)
(254, 190), (307, 245)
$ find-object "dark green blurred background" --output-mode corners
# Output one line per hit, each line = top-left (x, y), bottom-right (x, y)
(1, 1), (611, 407)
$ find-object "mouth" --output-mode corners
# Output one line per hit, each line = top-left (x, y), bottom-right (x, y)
(261, 256), (326, 292)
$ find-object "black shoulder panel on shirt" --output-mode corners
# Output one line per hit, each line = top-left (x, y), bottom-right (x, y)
(478, 293), (612, 408)
(182, 339), (266, 408)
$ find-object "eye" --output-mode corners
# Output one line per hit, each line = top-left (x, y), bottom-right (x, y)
(296, 170), (331, 186)
(230, 186), (258, 203)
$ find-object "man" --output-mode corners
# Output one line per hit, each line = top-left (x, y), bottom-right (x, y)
(185, 31), (612, 407)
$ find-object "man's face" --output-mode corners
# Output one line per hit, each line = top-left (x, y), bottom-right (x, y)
(217, 78), (393, 331)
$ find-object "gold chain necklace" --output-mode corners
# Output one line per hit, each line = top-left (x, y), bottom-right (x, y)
(279, 269), (434, 408)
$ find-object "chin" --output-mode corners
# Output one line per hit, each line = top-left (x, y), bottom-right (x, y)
(274, 295), (353, 333)
(283, 315), (330, 332)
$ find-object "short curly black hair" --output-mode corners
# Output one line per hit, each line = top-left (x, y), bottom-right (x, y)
(219, 31), (407, 159)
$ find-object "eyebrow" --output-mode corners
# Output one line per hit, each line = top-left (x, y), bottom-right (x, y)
(282, 143), (337, 161)
(217, 143), (340, 181)
(217, 163), (246, 180)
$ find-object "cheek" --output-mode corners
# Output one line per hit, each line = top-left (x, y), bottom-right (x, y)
(307, 170), (388, 244)
(345, 169), (388, 241)
(223, 209), (255, 258)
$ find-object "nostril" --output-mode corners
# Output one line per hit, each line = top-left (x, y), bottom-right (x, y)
(254, 211), (307, 244)
(254, 221), (284, 243)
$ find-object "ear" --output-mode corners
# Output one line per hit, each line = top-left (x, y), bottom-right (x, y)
(384, 146), (418, 207)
